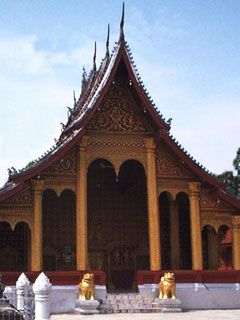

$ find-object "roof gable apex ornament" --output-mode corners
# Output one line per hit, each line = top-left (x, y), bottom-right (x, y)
(73, 90), (77, 107)
(119, 2), (125, 43)
(106, 24), (110, 58)
(93, 41), (97, 73)
(81, 66), (88, 93)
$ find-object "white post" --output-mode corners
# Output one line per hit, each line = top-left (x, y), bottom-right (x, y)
(16, 273), (31, 312)
(33, 272), (52, 320)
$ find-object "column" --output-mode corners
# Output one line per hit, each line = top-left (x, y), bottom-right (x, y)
(31, 179), (44, 271)
(144, 138), (161, 270)
(189, 181), (203, 270)
(232, 216), (240, 270)
(169, 200), (180, 269)
(76, 137), (88, 270)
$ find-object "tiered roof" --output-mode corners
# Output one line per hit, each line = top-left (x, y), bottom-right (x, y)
(0, 4), (240, 210)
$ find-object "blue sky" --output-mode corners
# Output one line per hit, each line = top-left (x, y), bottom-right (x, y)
(0, 0), (239, 185)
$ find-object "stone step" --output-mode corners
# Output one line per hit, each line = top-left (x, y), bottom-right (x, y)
(99, 292), (161, 314)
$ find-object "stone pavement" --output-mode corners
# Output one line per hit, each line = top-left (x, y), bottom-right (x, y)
(51, 309), (240, 320)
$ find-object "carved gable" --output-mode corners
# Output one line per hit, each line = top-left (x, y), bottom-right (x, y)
(87, 81), (152, 132)
(200, 189), (235, 212)
(156, 145), (193, 180)
(2, 183), (32, 206)
(43, 147), (77, 175)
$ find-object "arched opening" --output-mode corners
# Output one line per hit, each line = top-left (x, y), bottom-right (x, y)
(159, 192), (171, 269)
(202, 225), (218, 269)
(218, 225), (232, 270)
(0, 221), (30, 271)
(87, 158), (149, 291)
(42, 189), (76, 271)
(176, 192), (192, 269)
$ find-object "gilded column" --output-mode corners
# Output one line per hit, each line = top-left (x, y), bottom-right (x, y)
(232, 216), (240, 270)
(31, 179), (44, 271)
(189, 181), (203, 270)
(76, 137), (88, 270)
(169, 200), (180, 269)
(144, 137), (161, 270)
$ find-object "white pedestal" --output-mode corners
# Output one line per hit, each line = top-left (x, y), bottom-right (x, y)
(154, 298), (182, 312)
(75, 300), (100, 315)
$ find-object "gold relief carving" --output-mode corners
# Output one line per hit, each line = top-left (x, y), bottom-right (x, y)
(144, 137), (155, 151)
(42, 176), (76, 186)
(0, 206), (32, 215)
(88, 140), (145, 149)
(80, 136), (89, 150)
(3, 184), (33, 205)
(87, 82), (151, 132)
(189, 181), (201, 194)
(200, 195), (234, 211)
(201, 211), (232, 219)
(44, 148), (77, 175)
(32, 179), (45, 193)
(156, 151), (192, 180)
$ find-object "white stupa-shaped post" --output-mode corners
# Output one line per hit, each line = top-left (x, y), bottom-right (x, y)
(33, 272), (52, 320)
(16, 273), (31, 312)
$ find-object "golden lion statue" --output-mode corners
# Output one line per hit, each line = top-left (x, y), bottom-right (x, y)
(159, 272), (176, 299)
(79, 273), (95, 301)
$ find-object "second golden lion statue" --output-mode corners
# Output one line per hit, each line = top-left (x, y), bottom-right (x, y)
(159, 272), (176, 299)
(79, 273), (95, 301)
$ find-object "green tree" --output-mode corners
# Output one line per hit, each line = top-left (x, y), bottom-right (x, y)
(216, 148), (240, 199)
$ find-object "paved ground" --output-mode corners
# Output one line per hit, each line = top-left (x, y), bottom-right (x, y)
(51, 310), (240, 320)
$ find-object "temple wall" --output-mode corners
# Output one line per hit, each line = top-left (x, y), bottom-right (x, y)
(0, 133), (239, 272)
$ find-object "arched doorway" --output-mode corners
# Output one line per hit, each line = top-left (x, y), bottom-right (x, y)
(87, 158), (149, 290)
(202, 225), (218, 269)
(42, 189), (76, 271)
(218, 225), (232, 270)
(0, 221), (31, 271)
(159, 192), (171, 269)
(176, 192), (192, 269)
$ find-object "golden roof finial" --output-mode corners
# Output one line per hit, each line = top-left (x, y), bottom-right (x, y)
(106, 24), (110, 58)
(119, 2), (125, 42)
(93, 41), (97, 72)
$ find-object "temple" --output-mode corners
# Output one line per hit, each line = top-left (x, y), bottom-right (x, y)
(0, 4), (240, 290)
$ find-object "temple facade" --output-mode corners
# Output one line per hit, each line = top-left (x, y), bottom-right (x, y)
(0, 8), (240, 290)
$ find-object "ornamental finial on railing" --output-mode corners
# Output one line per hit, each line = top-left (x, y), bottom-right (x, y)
(16, 273), (31, 312)
(16, 273), (30, 289)
(33, 272), (52, 296)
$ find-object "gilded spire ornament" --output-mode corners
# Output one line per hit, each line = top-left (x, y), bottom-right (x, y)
(106, 24), (110, 58)
(73, 90), (77, 106)
(119, 2), (125, 42)
(81, 66), (87, 93)
(93, 41), (97, 73)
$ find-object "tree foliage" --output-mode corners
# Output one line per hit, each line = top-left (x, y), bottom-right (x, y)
(216, 148), (240, 199)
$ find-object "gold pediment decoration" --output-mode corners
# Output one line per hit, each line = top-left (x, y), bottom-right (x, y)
(156, 149), (193, 180)
(200, 194), (234, 211)
(3, 183), (32, 206)
(44, 147), (77, 175)
(87, 82), (151, 132)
